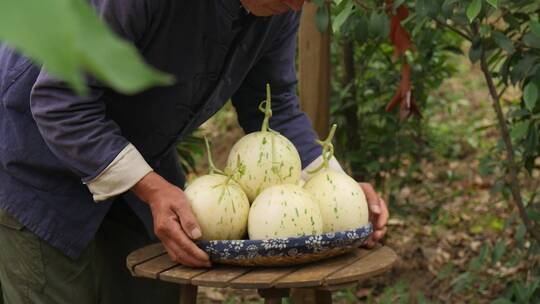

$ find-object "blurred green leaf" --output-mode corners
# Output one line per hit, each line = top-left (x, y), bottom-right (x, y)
(511, 121), (530, 142)
(469, 40), (483, 63)
(452, 272), (472, 293)
(523, 33), (540, 49)
(369, 12), (390, 39)
(516, 224), (527, 245)
(489, 217), (504, 231)
(316, 5), (330, 33)
(466, 0), (482, 23)
(524, 126), (538, 162)
(442, 0), (459, 19)
(524, 82), (538, 111)
(492, 240), (506, 264)
(416, 291), (427, 304)
(368, 12), (389, 39)
(332, 2), (354, 33)
(526, 207), (540, 222)
(0, 0), (174, 95)
(492, 31), (515, 53)
(480, 24), (492, 37)
(513, 281), (530, 303)
(416, 0), (431, 18)
(354, 15), (370, 44)
(511, 55), (538, 85)
(529, 20), (540, 38)
(486, 0), (498, 8)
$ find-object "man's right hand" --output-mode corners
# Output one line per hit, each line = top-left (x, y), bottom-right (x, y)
(132, 172), (211, 268)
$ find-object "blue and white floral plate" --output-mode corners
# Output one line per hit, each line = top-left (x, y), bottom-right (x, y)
(195, 223), (373, 266)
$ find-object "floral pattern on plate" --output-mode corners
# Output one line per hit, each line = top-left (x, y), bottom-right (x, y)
(196, 223), (373, 262)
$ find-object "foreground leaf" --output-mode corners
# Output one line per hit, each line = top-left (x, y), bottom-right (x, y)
(0, 0), (174, 95)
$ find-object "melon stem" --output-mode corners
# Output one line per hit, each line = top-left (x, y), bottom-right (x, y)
(204, 136), (224, 175)
(308, 124), (337, 174)
(260, 83), (272, 132)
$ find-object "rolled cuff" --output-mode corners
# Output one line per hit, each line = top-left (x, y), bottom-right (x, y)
(85, 143), (153, 202)
(301, 155), (345, 181)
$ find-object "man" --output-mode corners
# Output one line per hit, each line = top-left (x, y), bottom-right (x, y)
(0, 0), (388, 303)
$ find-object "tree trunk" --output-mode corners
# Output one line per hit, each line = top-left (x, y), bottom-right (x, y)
(342, 39), (362, 179)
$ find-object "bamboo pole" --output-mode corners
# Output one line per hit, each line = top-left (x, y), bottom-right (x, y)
(299, 2), (331, 138)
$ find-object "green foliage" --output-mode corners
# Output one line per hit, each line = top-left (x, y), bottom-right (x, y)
(324, 0), (459, 184)
(0, 0), (173, 95)
(316, 0), (540, 300)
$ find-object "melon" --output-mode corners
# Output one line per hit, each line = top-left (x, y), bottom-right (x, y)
(227, 84), (301, 201)
(248, 184), (323, 239)
(185, 174), (249, 240)
(303, 124), (369, 233)
(184, 138), (250, 240)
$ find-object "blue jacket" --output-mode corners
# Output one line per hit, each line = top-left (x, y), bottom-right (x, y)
(0, 0), (321, 258)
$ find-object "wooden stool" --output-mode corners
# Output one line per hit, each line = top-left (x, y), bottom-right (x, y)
(127, 244), (397, 304)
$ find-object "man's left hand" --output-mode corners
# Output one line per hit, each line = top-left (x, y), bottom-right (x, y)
(359, 183), (389, 248)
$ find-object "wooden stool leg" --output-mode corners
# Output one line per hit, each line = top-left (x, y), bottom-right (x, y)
(179, 285), (198, 304)
(291, 288), (316, 303)
(315, 290), (332, 304)
(291, 289), (333, 304)
(258, 288), (290, 304)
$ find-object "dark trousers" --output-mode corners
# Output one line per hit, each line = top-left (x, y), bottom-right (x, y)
(0, 202), (179, 304)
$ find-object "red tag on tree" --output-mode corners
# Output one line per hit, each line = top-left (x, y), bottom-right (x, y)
(385, 2), (421, 120)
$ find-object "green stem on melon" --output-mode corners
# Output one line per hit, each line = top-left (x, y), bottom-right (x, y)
(204, 136), (224, 175)
(258, 84), (284, 181)
(308, 124), (337, 174)
(259, 83), (273, 132)
(223, 155), (244, 185)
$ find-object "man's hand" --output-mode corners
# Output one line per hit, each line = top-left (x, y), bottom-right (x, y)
(359, 183), (389, 248)
(132, 172), (211, 268)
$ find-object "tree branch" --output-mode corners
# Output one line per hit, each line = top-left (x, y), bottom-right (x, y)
(479, 49), (540, 244)
(434, 18), (472, 41)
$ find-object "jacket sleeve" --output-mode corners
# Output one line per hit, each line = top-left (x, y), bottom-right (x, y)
(30, 0), (156, 201)
(232, 12), (323, 169)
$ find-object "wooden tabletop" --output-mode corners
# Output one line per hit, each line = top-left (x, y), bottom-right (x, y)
(127, 244), (398, 290)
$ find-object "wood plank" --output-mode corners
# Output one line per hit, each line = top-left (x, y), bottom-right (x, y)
(133, 254), (178, 279)
(126, 243), (166, 273)
(299, 1), (331, 138)
(229, 267), (298, 289)
(324, 246), (398, 286)
(274, 249), (372, 288)
(190, 266), (252, 288)
(159, 265), (210, 285)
